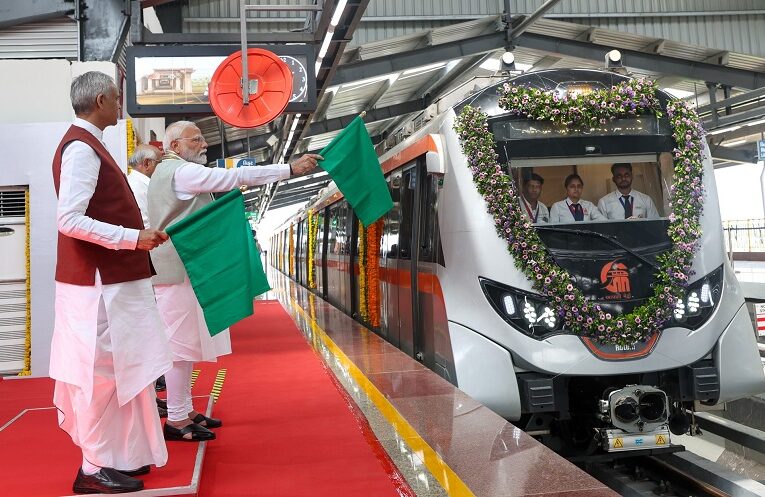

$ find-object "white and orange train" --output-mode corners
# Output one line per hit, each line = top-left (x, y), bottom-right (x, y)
(272, 69), (764, 455)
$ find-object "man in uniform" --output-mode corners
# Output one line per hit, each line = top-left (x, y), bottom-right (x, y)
(519, 173), (549, 223)
(597, 163), (660, 220)
(50, 71), (173, 494)
(148, 120), (321, 441)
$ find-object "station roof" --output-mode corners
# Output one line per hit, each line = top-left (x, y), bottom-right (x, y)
(189, 12), (765, 214)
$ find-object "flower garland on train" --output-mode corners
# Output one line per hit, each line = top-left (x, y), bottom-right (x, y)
(307, 211), (317, 289)
(288, 223), (295, 276)
(366, 219), (384, 328)
(358, 220), (369, 321)
(453, 78), (705, 345)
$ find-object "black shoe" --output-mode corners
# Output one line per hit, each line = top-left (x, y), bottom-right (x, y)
(163, 422), (216, 442)
(116, 465), (150, 477)
(192, 413), (222, 428)
(155, 376), (166, 392)
(72, 467), (143, 494)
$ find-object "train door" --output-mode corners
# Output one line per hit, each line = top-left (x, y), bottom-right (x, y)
(299, 218), (308, 286)
(381, 172), (402, 347)
(350, 212), (359, 320)
(397, 164), (418, 357)
(320, 210), (329, 299)
(295, 220), (302, 284)
(326, 204), (341, 307)
(338, 202), (352, 314)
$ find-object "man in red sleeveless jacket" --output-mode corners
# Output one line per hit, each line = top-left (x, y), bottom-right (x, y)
(50, 71), (173, 494)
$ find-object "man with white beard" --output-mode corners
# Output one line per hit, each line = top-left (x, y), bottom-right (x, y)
(147, 120), (321, 441)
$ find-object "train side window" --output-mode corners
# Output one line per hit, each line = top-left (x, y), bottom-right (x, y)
(385, 175), (402, 259)
(398, 168), (416, 260)
(327, 206), (338, 255)
(419, 173), (439, 263)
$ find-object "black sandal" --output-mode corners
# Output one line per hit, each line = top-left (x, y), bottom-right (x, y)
(163, 422), (216, 441)
(192, 413), (222, 428)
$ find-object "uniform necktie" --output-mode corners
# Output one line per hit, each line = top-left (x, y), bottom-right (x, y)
(569, 202), (584, 221)
(621, 195), (633, 218)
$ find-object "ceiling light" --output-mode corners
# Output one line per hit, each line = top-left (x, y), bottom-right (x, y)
(318, 32), (333, 59)
(722, 139), (747, 147)
(501, 51), (515, 65)
(707, 125), (741, 136)
(745, 118), (765, 127)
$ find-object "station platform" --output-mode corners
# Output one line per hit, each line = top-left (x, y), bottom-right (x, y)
(0, 269), (615, 496)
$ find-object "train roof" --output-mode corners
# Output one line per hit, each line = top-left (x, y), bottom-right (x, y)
(454, 69), (674, 118)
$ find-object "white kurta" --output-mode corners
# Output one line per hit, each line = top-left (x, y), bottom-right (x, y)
(50, 118), (172, 467)
(126, 170), (151, 228)
(154, 158), (290, 362)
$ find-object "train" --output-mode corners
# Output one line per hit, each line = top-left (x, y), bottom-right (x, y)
(270, 68), (764, 455)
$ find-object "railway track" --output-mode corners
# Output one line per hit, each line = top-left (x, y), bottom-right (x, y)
(581, 411), (765, 497)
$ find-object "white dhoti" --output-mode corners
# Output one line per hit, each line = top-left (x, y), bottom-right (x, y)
(50, 276), (173, 468)
(154, 277), (232, 362)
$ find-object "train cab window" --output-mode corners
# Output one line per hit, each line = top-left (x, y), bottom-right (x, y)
(418, 172), (442, 264)
(511, 153), (671, 226)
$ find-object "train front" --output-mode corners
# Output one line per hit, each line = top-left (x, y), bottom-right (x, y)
(438, 69), (764, 454)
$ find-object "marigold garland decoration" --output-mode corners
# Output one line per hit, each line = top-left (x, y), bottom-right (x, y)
(454, 78), (705, 345)
(366, 218), (383, 328)
(307, 211), (317, 289)
(358, 220), (368, 322)
(18, 189), (31, 376)
(126, 118), (135, 169)
(288, 223), (295, 277)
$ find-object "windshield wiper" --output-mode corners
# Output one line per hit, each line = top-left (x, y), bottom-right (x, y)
(535, 226), (661, 271)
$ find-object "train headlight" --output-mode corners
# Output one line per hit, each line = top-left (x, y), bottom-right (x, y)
(671, 265), (723, 329)
(480, 278), (563, 339)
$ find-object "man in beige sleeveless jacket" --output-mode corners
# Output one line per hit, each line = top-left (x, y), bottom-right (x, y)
(147, 120), (321, 442)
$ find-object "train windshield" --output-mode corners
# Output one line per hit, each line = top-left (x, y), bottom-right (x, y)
(508, 153), (676, 304)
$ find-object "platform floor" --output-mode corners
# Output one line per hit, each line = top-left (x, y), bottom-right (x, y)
(271, 270), (616, 497)
(0, 269), (616, 496)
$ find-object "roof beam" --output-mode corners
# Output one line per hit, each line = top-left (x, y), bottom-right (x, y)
(269, 191), (321, 209)
(332, 31), (765, 90)
(0, 0), (72, 29)
(708, 145), (757, 164)
(306, 99), (430, 137)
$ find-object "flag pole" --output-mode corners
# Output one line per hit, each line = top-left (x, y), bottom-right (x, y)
(360, 110), (366, 119)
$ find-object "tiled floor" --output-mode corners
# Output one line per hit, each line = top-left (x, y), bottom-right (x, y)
(270, 270), (617, 497)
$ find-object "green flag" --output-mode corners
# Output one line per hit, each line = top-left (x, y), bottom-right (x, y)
(166, 189), (270, 336)
(319, 116), (393, 226)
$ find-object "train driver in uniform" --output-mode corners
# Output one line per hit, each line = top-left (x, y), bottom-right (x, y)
(549, 173), (605, 223)
(519, 173), (549, 224)
(597, 163), (660, 220)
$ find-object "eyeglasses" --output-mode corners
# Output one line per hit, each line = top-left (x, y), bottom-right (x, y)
(177, 136), (206, 144)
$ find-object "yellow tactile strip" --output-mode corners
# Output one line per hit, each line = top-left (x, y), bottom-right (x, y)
(290, 295), (476, 497)
(211, 369), (227, 402)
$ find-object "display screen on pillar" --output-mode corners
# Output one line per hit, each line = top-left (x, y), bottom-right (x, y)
(126, 45), (316, 117)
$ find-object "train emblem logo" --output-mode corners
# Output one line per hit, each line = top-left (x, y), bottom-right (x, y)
(600, 259), (631, 298)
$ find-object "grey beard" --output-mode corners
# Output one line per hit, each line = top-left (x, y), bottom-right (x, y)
(180, 151), (207, 165)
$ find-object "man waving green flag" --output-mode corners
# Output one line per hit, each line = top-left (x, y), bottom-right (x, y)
(319, 115), (393, 226)
(166, 189), (269, 336)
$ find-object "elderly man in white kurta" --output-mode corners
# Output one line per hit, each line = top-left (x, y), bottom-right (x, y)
(50, 71), (173, 494)
(127, 144), (162, 228)
(148, 120), (321, 441)
(597, 163), (661, 220)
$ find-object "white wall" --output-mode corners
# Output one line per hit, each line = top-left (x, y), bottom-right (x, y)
(0, 60), (128, 376)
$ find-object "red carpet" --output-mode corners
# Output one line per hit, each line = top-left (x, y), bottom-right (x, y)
(0, 300), (411, 496)
(197, 299), (411, 497)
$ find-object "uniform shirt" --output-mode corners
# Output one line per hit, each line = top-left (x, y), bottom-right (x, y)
(126, 170), (151, 228)
(597, 189), (660, 220)
(57, 117), (138, 250)
(549, 198), (605, 223)
(519, 195), (550, 224)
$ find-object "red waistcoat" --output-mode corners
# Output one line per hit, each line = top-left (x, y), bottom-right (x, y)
(51, 125), (153, 285)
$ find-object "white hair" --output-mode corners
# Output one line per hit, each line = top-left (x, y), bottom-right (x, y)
(70, 71), (117, 115)
(128, 144), (161, 168)
(163, 121), (198, 150)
